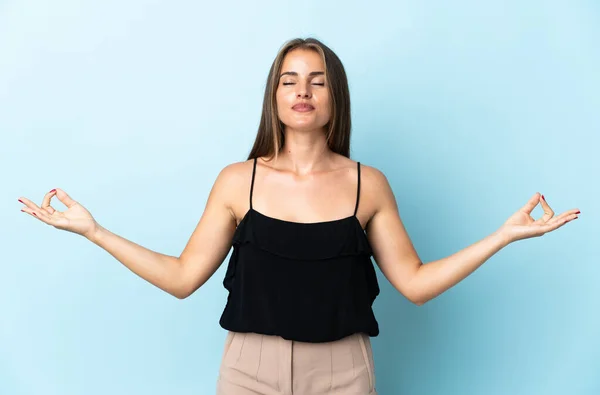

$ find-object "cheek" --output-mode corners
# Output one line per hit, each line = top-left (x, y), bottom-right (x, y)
(276, 91), (293, 109)
(275, 96), (293, 122)
(319, 96), (332, 118)
(276, 101), (288, 117)
(275, 92), (285, 111)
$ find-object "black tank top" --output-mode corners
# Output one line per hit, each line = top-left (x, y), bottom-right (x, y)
(219, 158), (380, 343)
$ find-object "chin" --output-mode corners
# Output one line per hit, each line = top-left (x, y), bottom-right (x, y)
(285, 123), (327, 131)
(281, 118), (328, 130)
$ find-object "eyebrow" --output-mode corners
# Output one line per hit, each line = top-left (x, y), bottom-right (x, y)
(279, 71), (325, 77)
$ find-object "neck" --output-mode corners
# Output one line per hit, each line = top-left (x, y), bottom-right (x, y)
(272, 126), (332, 175)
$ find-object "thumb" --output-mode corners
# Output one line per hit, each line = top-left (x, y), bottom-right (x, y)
(54, 188), (78, 209)
(519, 192), (541, 215)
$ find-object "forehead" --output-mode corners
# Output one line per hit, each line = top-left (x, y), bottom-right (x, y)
(280, 49), (324, 73)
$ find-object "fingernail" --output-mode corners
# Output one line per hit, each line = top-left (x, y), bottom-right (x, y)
(21, 209), (24, 212)
(541, 194), (545, 200)
(49, 189), (56, 193)
(32, 212), (37, 217)
(18, 199), (23, 203)
(576, 211), (580, 214)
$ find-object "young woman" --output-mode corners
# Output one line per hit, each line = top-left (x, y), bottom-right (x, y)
(18, 38), (580, 395)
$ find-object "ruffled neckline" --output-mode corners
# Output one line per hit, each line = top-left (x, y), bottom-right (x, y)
(247, 207), (361, 227)
(232, 208), (373, 261)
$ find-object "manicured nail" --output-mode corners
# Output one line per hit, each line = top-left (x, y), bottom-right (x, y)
(541, 194), (545, 200)
(21, 209), (24, 212)
(576, 211), (580, 214)
(49, 189), (56, 193)
(32, 212), (37, 217)
(18, 199), (23, 203)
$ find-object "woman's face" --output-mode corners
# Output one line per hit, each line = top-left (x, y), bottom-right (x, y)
(276, 49), (331, 132)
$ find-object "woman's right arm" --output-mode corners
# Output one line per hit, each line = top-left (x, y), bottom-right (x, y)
(86, 224), (187, 298)
(20, 163), (241, 299)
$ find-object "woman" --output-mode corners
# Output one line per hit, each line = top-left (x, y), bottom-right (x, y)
(18, 38), (579, 395)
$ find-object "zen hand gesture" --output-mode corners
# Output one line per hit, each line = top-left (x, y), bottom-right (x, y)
(18, 188), (99, 239)
(498, 193), (580, 243)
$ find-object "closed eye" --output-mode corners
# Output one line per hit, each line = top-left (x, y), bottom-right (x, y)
(282, 83), (325, 86)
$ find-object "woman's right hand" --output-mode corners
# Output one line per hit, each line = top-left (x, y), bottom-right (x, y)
(18, 188), (99, 239)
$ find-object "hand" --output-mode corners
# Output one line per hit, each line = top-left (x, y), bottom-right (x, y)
(498, 192), (580, 244)
(18, 188), (99, 239)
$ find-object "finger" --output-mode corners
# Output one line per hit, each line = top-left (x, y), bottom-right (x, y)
(18, 196), (55, 221)
(546, 209), (580, 226)
(519, 192), (541, 215)
(542, 212), (579, 233)
(41, 189), (59, 215)
(18, 196), (42, 211)
(21, 206), (53, 225)
(53, 188), (78, 209)
(534, 194), (555, 224)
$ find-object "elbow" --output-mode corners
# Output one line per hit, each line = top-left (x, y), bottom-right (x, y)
(171, 258), (193, 299)
(407, 264), (427, 306)
(174, 290), (190, 300)
(407, 284), (426, 306)
(401, 263), (428, 306)
(172, 283), (193, 299)
(169, 279), (192, 299)
(412, 296), (425, 306)
(173, 280), (202, 300)
(411, 291), (427, 306)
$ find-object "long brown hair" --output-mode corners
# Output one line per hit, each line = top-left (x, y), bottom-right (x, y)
(247, 38), (352, 161)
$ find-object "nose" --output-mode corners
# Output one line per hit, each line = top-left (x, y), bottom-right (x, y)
(296, 82), (312, 98)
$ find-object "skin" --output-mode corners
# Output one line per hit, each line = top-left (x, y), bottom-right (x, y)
(18, 48), (581, 304)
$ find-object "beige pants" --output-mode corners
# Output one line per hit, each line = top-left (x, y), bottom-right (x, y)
(216, 331), (378, 395)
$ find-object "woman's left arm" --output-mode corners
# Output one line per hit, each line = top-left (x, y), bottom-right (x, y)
(363, 167), (580, 306)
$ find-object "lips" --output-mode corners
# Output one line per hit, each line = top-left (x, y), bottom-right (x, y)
(292, 103), (315, 111)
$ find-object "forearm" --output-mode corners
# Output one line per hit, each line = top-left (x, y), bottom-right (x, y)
(409, 230), (511, 305)
(86, 224), (185, 298)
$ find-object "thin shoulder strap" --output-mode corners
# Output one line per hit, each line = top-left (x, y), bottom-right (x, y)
(250, 157), (257, 209)
(353, 161), (361, 216)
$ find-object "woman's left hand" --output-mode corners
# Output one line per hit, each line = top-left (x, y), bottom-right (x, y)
(498, 193), (580, 244)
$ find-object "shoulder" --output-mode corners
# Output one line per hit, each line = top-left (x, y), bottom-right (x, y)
(354, 161), (391, 200)
(358, 162), (389, 188)
(210, 159), (255, 207)
(355, 162), (397, 219)
(334, 155), (391, 197)
(216, 159), (254, 183)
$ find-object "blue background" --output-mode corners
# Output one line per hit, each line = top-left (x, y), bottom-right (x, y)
(2, 0), (598, 394)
